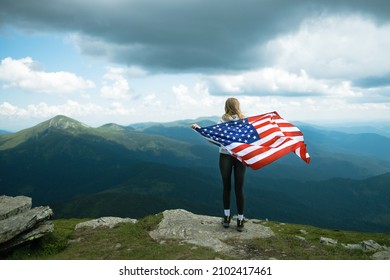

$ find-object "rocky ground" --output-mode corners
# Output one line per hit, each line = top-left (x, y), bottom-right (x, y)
(0, 196), (53, 252)
(149, 209), (274, 259)
(2, 201), (389, 260)
(70, 209), (390, 260)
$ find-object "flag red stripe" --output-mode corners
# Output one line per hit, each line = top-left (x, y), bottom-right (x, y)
(242, 138), (293, 161)
(283, 131), (303, 137)
(249, 143), (301, 169)
(258, 126), (282, 139)
(231, 137), (294, 163)
(196, 111), (310, 170)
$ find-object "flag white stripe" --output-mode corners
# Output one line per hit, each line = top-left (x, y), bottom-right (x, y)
(230, 137), (293, 160)
(291, 135), (304, 142)
(253, 131), (285, 145)
(269, 137), (287, 148)
(274, 119), (290, 124)
(250, 117), (271, 127)
(195, 111), (310, 170)
(279, 126), (301, 133)
(231, 145), (260, 158)
(244, 139), (300, 165)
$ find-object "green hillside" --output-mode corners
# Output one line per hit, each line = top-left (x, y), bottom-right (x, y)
(3, 214), (390, 260)
(1, 115), (390, 233)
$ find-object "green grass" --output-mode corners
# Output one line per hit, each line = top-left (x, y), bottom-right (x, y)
(3, 218), (86, 260)
(239, 220), (390, 260)
(4, 214), (226, 260)
(3, 216), (390, 260)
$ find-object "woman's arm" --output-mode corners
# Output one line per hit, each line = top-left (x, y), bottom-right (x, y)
(191, 123), (200, 129)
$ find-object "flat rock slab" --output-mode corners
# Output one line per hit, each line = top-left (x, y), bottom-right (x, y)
(372, 249), (390, 260)
(0, 206), (53, 244)
(149, 209), (274, 256)
(75, 217), (137, 230)
(0, 221), (54, 252)
(0, 196), (32, 221)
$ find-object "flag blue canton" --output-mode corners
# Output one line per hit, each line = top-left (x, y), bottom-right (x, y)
(198, 118), (260, 146)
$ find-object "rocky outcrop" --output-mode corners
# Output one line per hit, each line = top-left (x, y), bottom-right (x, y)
(347, 240), (390, 260)
(319, 234), (389, 259)
(320, 236), (338, 245)
(149, 209), (274, 258)
(75, 217), (137, 230)
(372, 249), (390, 260)
(360, 240), (386, 251)
(0, 196), (54, 252)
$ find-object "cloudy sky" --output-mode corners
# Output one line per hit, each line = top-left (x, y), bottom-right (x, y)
(1, 0), (390, 131)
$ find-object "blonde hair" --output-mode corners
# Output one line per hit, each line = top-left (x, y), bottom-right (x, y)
(222, 97), (244, 120)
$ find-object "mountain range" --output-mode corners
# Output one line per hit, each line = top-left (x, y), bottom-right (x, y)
(1, 115), (389, 233)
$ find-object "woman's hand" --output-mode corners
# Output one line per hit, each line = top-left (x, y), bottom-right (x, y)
(191, 123), (200, 129)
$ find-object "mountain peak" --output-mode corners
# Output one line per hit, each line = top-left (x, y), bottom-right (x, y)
(0, 115), (91, 151)
(99, 123), (125, 131)
(46, 115), (90, 131)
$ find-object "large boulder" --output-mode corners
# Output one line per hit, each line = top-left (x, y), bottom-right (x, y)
(0, 196), (32, 221)
(0, 196), (54, 252)
(149, 209), (274, 258)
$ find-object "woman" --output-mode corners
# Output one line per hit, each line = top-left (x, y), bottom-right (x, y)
(192, 97), (247, 232)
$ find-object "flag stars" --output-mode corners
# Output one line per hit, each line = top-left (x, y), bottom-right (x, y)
(198, 119), (260, 145)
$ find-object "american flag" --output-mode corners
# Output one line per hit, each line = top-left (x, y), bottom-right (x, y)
(194, 111), (310, 170)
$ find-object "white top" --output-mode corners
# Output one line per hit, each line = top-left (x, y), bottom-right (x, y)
(218, 114), (240, 154)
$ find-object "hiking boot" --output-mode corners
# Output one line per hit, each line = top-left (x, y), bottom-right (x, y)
(222, 216), (231, 228)
(237, 219), (244, 232)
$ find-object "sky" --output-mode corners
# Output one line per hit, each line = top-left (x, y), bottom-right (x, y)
(1, 0), (390, 131)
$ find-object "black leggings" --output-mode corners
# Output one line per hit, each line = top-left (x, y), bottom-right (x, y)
(219, 153), (246, 215)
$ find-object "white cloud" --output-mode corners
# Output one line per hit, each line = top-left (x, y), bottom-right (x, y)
(0, 57), (95, 93)
(100, 67), (133, 100)
(108, 102), (132, 115)
(205, 68), (363, 97)
(140, 93), (163, 109)
(0, 102), (21, 116)
(125, 65), (148, 78)
(0, 100), (102, 118)
(199, 14), (390, 121)
(171, 82), (223, 117)
(237, 95), (390, 123)
(172, 84), (197, 106)
(264, 15), (390, 80)
(194, 82), (215, 107)
(168, 81), (390, 123)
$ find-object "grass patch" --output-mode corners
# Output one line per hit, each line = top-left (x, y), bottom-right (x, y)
(238, 220), (390, 260)
(3, 218), (87, 260)
(3, 216), (389, 260)
(4, 214), (225, 260)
